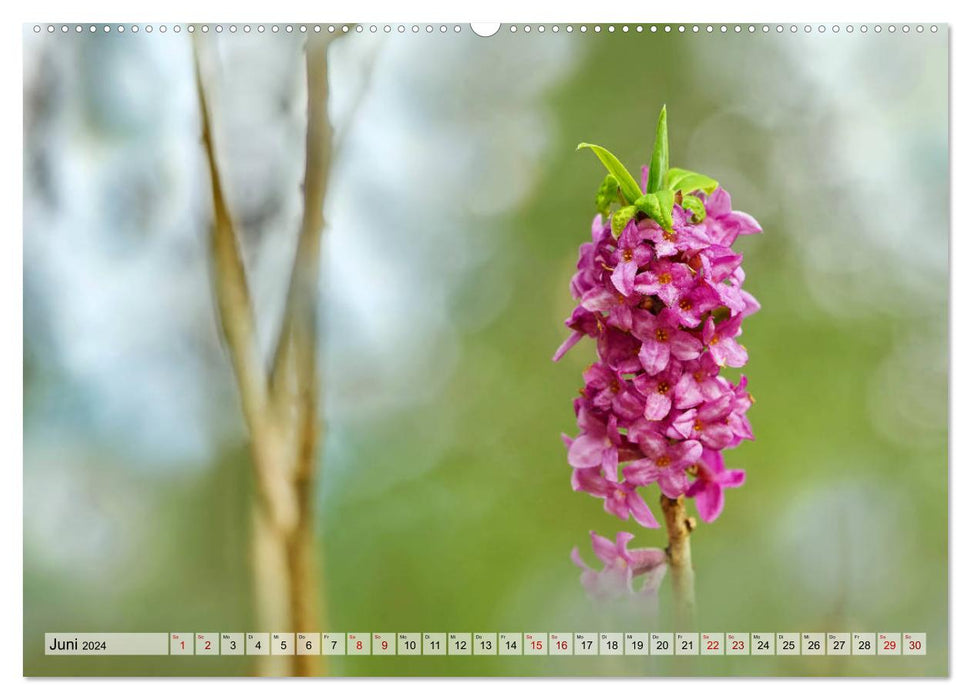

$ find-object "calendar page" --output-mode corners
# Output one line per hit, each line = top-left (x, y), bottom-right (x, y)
(22, 20), (948, 678)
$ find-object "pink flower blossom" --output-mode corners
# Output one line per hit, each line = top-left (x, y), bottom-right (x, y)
(633, 260), (694, 306)
(703, 314), (748, 368)
(685, 449), (746, 522)
(702, 187), (762, 247)
(668, 393), (736, 450)
(569, 466), (659, 528)
(596, 326), (643, 374)
(632, 308), (703, 375)
(552, 306), (600, 362)
(610, 220), (654, 296)
(666, 280), (723, 328)
(571, 530), (667, 601)
(633, 362), (683, 421)
(639, 211), (711, 257)
(625, 430), (703, 498)
(697, 245), (743, 284)
(672, 354), (725, 409)
(582, 362), (643, 424)
(566, 407), (623, 481)
(581, 282), (637, 332)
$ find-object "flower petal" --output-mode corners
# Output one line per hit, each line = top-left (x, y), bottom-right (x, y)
(571, 467), (609, 497)
(676, 439), (704, 465)
(717, 338), (749, 368)
(553, 331), (583, 362)
(602, 445), (619, 482)
(669, 331), (703, 361)
(700, 422), (734, 450)
(643, 390), (672, 421)
(669, 409), (697, 439)
(693, 482), (725, 522)
(611, 261), (638, 297)
(638, 339), (670, 375)
(658, 469), (689, 498)
(590, 530), (618, 565)
(580, 287), (616, 313)
(604, 493), (629, 521)
(627, 491), (660, 528)
(673, 373), (704, 409)
(615, 531), (636, 561)
(624, 460), (661, 486)
(628, 547), (667, 577)
(570, 546), (592, 572)
(721, 468), (746, 489)
(567, 434), (605, 469)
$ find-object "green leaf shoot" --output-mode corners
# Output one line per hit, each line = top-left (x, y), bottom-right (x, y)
(595, 174), (620, 216)
(577, 143), (643, 204)
(681, 193), (707, 223)
(646, 105), (669, 193)
(635, 190), (674, 232)
(665, 167), (719, 195)
(611, 205), (637, 238)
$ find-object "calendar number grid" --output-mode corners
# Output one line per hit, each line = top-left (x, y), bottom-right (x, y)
(43, 632), (927, 657)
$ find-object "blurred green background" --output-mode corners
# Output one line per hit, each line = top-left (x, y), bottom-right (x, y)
(23, 25), (948, 676)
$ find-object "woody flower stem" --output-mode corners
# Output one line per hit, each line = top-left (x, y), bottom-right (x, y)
(661, 495), (696, 628)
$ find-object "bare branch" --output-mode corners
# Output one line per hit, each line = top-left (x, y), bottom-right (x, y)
(275, 35), (335, 678)
(269, 36), (333, 416)
(195, 34), (340, 677)
(193, 39), (269, 434)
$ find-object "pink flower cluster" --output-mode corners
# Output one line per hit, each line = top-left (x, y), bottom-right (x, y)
(556, 185), (760, 530)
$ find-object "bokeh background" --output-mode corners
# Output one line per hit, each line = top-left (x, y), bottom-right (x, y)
(23, 24), (948, 676)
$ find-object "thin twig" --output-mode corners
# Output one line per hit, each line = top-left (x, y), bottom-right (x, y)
(193, 40), (268, 435)
(268, 34), (376, 397)
(269, 37), (336, 405)
(284, 36), (333, 677)
(195, 33), (342, 678)
(194, 40), (301, 535)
